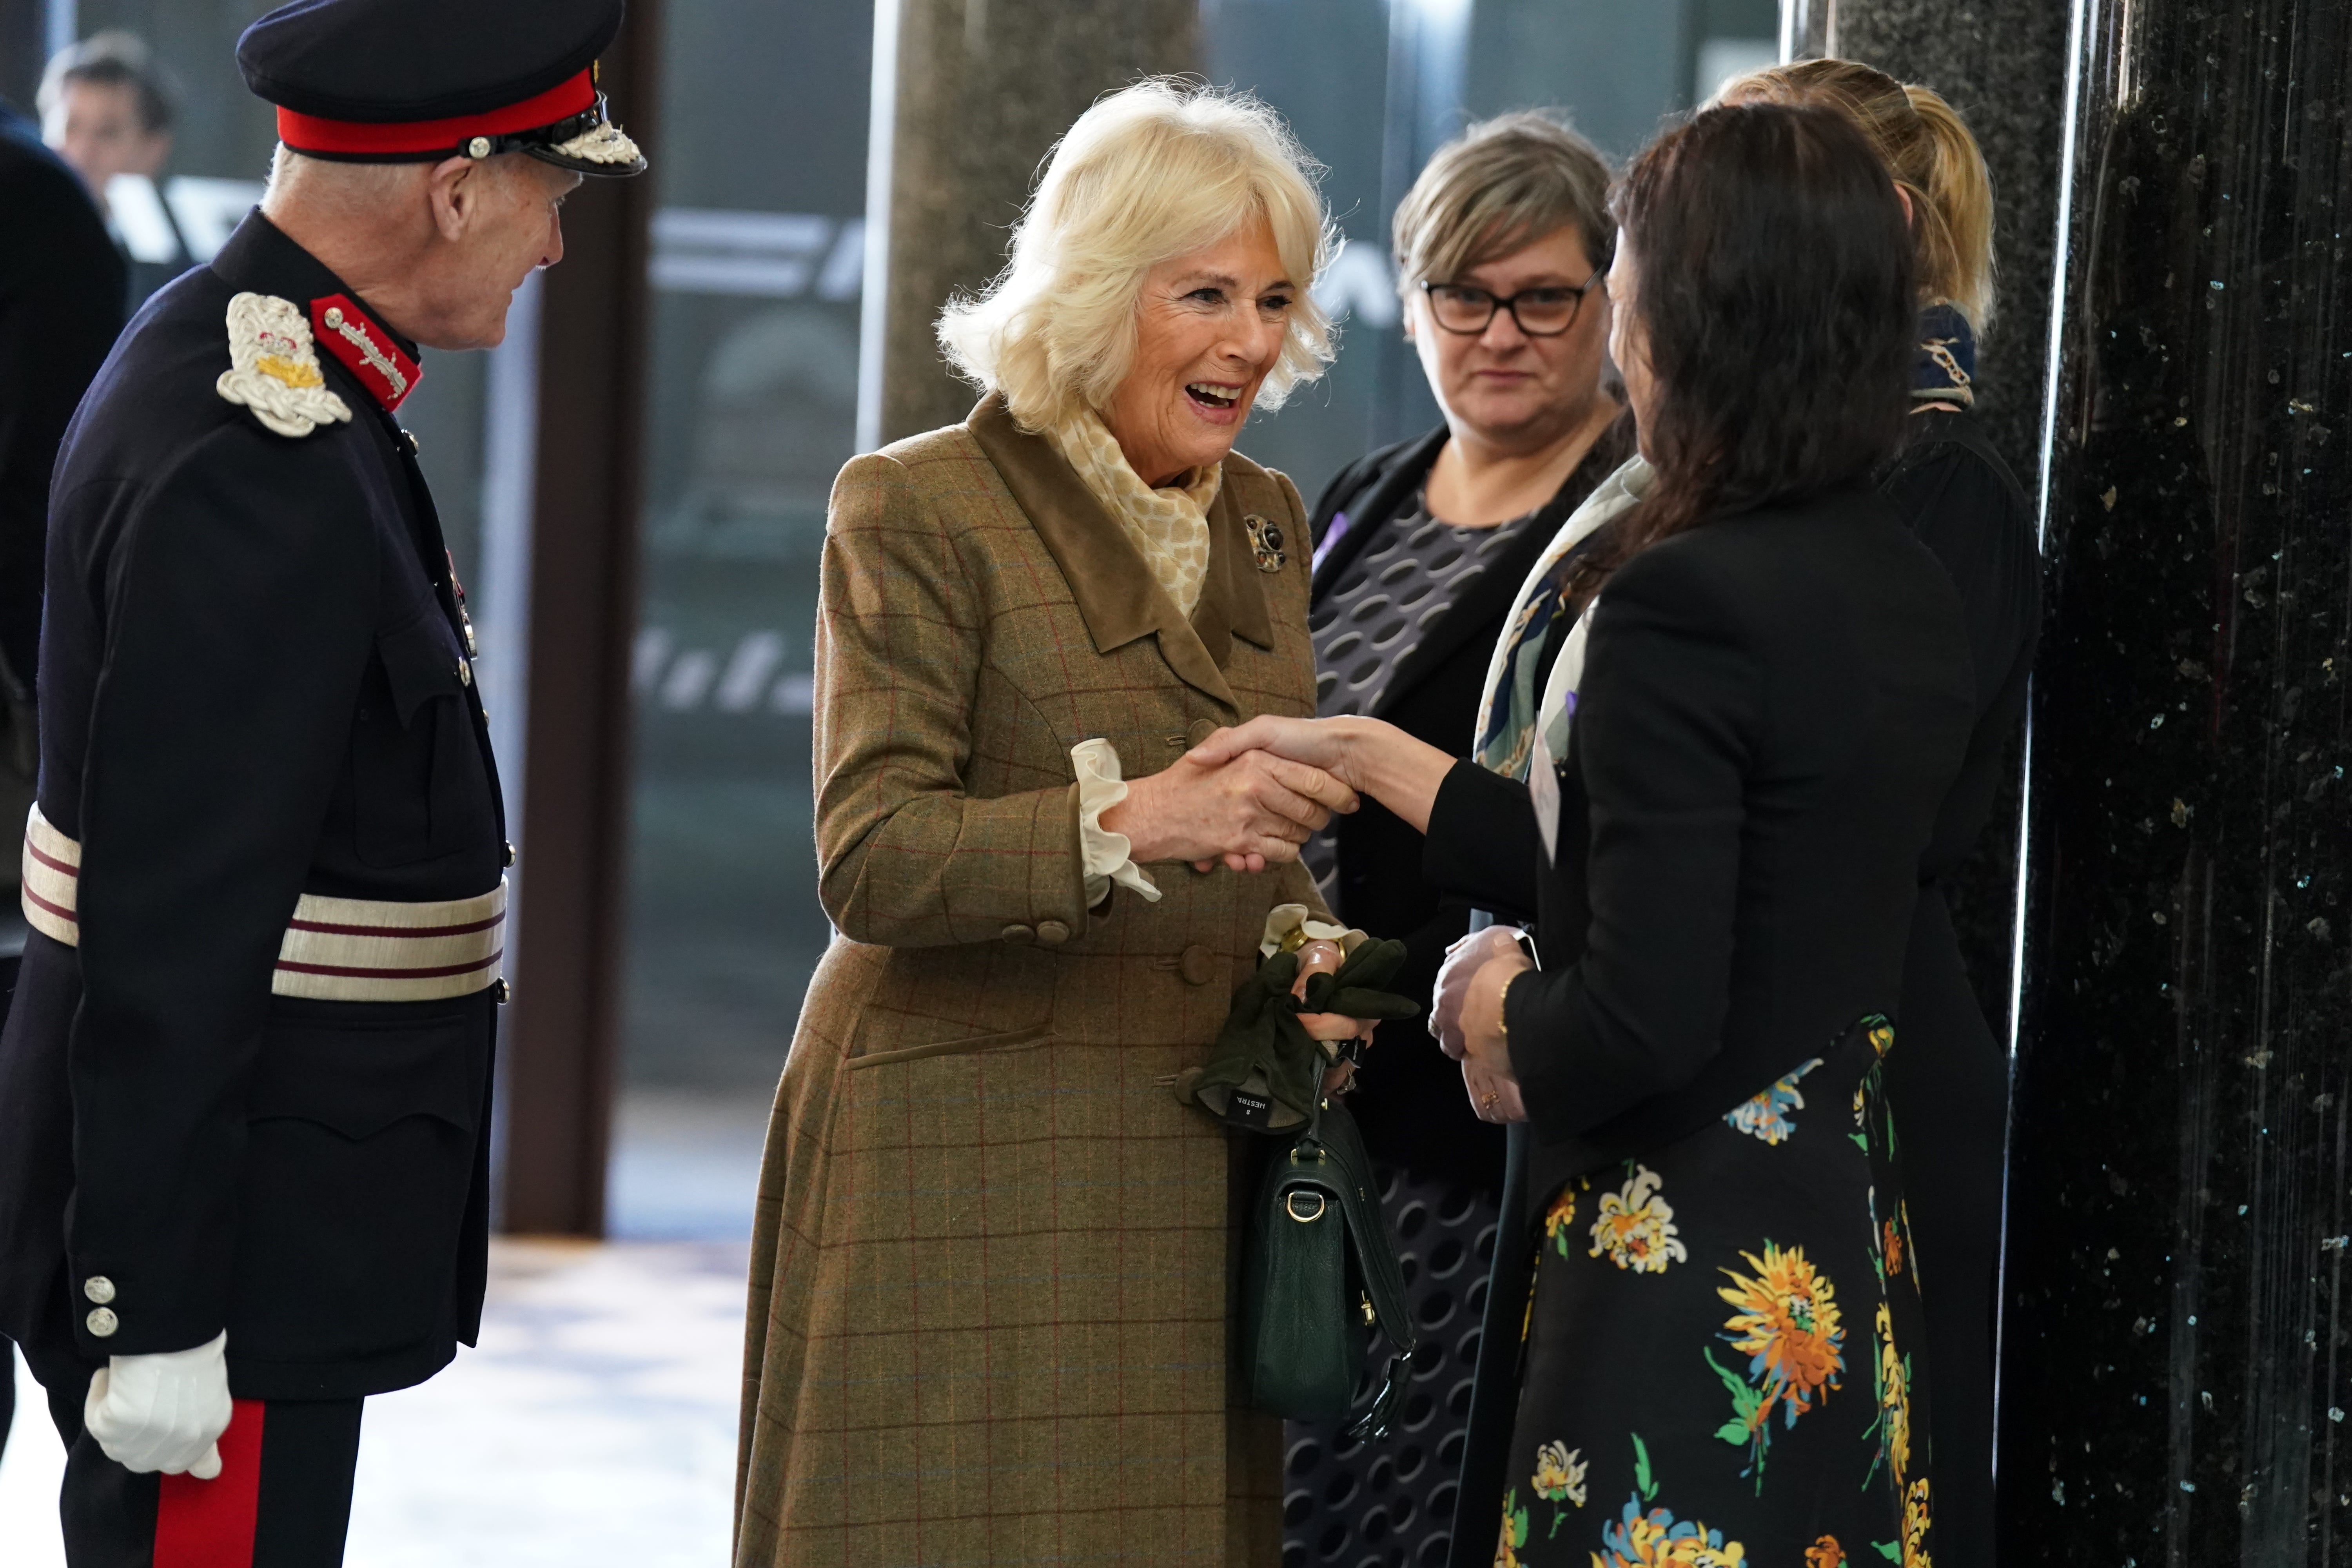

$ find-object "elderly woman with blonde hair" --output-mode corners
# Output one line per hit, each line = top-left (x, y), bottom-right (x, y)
(735, 80), (1373, 1566)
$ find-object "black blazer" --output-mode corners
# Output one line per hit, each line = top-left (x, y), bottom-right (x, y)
(1308, 417), (1630, 1195)
(1426, 481), (1975, 1201)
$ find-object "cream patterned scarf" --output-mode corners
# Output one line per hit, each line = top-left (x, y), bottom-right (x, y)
(1048, 411), (1221, 619)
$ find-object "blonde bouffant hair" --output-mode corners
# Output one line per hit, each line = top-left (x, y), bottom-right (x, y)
(937, 78), (1337, 433)
(1718, 58), (1997, 331)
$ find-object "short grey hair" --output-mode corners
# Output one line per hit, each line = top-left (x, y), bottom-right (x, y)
(262, 144), (420, 207)
(38, 30), (178, 134)
(1392, 111), (1615, 294)
(937, 78), (1337, 433)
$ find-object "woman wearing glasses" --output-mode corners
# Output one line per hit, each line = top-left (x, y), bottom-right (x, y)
(1305, 112), (1626, 1201)
(1286, 110), (1631, 1553)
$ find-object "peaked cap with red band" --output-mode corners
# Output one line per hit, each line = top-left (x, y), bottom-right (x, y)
(236, 0), (646, 177)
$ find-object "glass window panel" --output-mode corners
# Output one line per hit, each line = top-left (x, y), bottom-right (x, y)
(619, 1), (872, 1133)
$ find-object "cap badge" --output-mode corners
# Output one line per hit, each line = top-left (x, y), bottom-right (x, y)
(216, 292), (353, 439)
(311, 294), (421, 413)
(1243, 514), (1287, 573)
(550, 116), (642, 167)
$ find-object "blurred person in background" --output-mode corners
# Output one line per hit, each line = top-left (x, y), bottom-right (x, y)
(1717, 59), (2039, 1568)
(735, 79), (1385, 1566)
(38, 30), (190, 307)
(0, 0), (644, 1560)
(0, 69), (126, 1477)
(1290, 107), (1630, 1533)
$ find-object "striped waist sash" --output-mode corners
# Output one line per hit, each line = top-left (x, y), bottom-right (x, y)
(22, 805), (505, 1003)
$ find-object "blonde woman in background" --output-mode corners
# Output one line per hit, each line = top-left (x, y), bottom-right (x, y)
(1720, 59), (2042, 1568)
(735, 81), (1379, 1566)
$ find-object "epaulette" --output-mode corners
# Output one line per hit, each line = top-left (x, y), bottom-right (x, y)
(215, 292), (354, 439)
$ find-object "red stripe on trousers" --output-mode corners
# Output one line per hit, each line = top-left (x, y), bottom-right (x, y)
(154, 1398), (265, 1568)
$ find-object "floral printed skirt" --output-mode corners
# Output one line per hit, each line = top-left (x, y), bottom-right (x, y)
(1492, 1019), (1933, 1568)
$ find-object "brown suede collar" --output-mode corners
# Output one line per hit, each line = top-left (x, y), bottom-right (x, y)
(965, 393), (1274, 713)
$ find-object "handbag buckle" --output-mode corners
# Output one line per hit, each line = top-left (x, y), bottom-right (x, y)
(1285, 1191), (1328, 1223)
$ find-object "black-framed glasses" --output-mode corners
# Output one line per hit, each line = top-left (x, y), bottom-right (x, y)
(1418, 272), (1606, 337)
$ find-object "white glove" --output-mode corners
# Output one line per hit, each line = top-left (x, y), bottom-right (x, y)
(83, 1330), (232, 1479)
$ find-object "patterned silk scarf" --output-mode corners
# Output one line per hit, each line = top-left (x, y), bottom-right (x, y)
(1915, 303), (1976, 407)
(1470, 455), (1653, 780)
(1463, 307), (1970, 787)
(1048, 410), (1222, 618)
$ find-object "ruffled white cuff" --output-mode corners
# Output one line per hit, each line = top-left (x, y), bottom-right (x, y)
(1072, 739), (1161, 907)
(1259, 902), (1364, 960)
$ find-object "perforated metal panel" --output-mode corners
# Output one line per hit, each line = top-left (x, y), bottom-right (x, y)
(1281, 1166), (1499, 1568)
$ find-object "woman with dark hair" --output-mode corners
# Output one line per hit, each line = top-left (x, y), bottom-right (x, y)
(1197, 102), (1974, 1563)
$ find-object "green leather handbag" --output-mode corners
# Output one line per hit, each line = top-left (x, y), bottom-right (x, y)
(1239, 1097), (1419, 1438)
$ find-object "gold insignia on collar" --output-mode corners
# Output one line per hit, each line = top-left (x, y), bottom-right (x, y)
(1243, 514), (1287, 573)
(216, 292), (353, 439)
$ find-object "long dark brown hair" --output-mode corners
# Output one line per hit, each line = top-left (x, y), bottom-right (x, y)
(1573, 102), (1916, 593)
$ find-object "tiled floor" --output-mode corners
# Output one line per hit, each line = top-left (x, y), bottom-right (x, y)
(0, 1088), (769, 1565)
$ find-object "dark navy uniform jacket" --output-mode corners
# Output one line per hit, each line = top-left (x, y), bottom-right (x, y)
(0, 212), (507, 1401)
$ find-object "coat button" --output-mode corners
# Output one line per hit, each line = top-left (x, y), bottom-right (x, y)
(1000, 924), (1034, 945)
(1179, 945), (1219, 986)
(1035, 920), (1070, 946)
(1186, 719), (1220, 749)
(83, 1276), (115, 1305)
(493, 979), (511, 1004)
(86, 1307), (118, 1338)
(503, 841), (517, 868)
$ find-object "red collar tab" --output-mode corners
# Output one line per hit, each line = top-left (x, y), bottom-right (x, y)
(276, 69), (597, 160)
(309, 294), (421, 413)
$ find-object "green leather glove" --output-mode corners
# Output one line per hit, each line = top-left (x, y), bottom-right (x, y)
(1177, 949), (1325, 1133)
(1178, 940), (1423, 1134)
(1297, 936), (1423, 1022)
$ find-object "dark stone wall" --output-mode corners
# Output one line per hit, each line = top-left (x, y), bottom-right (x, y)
(2003, 0), (2352, 1557)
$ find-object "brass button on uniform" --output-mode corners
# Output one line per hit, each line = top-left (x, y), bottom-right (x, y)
(1000, 924), (1034, 945)
(1035, 920), (1070, 946)
(86, 1307), (118, 1338)
(83, 1275), (115, 1305)
(492, 978), (511, 1004)
(503, 841), (517, 868)
(1179, 945), (1219, 986)
(1186, 719), (1219, 749)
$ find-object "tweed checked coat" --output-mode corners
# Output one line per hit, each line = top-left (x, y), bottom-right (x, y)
(737, 395), (1332, 1568)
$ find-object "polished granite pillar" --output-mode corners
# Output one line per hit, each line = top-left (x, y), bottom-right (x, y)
(2004, 0), (2352, 1556)
(860, 0), (1196, 447)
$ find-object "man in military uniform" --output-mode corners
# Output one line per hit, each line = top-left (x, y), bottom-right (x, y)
(0, 2), (644, 1561)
